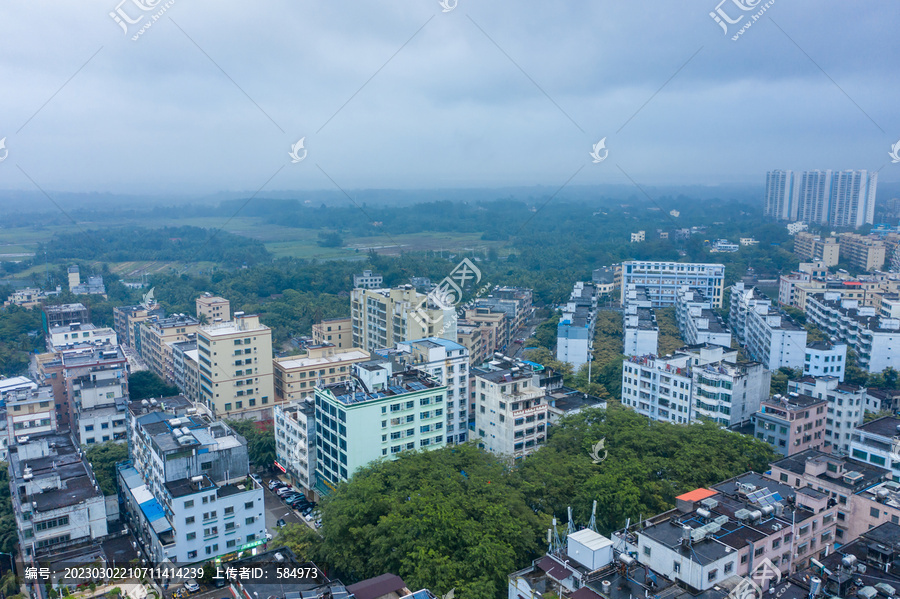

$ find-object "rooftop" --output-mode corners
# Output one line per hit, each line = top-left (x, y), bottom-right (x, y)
(856, 415), (900, 438)
(322, 370), (442, 406)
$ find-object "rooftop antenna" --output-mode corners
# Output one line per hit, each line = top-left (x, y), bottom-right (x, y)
(567, 506), (575, 536)
(551, 517), (563, 556)
(589, 500), (598, 532)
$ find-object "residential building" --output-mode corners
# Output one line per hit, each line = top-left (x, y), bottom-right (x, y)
(5, 385), (56, 445)
(618, 472), (837, 584)
(172, 340), (199, 402)
(793, 232), (840, 266)
(839, 233), (887, 272)
(623, 287), (658, 357)
(591, 265), (621, 297)
(621, 353), (693, 424)
(787, 221), (808, 235)
(620, 261), (725, 308)
(788, 377), (865, 456)
(556, 282), (598, 369)
(113, 302), (164, 349)
(778, 261), (828, 307)
(622, 345), (770, 427)
(462, 307), (510, 353)
(767, 450), (899, 545)
(864, 387), (900, 414)
(137, 314), (199, 383)
(8, 433), (109, 561)
(33, 344), (128, 431)
(791, 522), (900, 597)
(274, 399), (316, 493)
(383, 338), (469, 444)
(766, 169), (877, 228)
(119, 403), (265, 564)
(273, 345), (370, 402)
(805, 292), (900, 373)
(709, 239), (739, 253)
(350, 286), (457, 354)
(730, 282), (807, 370)
(312, 317), (353, 349)
(740, 238), (759, 246)
(197, 313), (275, 420)
(472, 355), (548, 458)
(753, 393), (827, 456)
(353, 270), (383, 289)
(803, 341), (847, 382)
(43, 303), (89, 332)
(4, 286), (60, 308)
(849, 415), (900, 482)
(456, 322), (487, 366)
(195, 293), (230, 323)
(675, 286), (731, 347)
(630, 230), (645, 243)
(475, 286), (533, 338)
(313, 361), (447, 492)
(47, 322), (117, 351)
(72, 359), (129, 446)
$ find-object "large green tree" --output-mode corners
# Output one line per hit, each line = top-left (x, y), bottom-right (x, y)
(312, 445), (547, 599)
(128, 370), (180, 400)
(84, 442), (129, 495)
(226, 420), (276, 470)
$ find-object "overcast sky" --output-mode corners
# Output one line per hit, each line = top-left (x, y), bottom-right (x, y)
(0, 1), (898, 197)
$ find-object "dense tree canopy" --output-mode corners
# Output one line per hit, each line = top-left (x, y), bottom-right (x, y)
(128, 370), (180, 400)
(84, 441), (129, 495)
(227, 420), (276, 470)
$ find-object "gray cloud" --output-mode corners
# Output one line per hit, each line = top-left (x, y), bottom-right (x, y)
(0, 1), (897, 197)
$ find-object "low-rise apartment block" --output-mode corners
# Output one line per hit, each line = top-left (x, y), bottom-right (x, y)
(312, 317), (353, 349)
(113, 301), (164, 348)
(195, 293), (230, 322)
(138, 314), (199, 383)
(623, 287), (658, 357)
(556, 282), (598, 369)
(472, 355), (549, 458)
(788, 376), (865, 456)
(849, 415), (900, 482)
(383, 337), (470, 444)
(675, 286), (731, 347)
(353, 270), (383, 289)
(621, 261), (725, 308)
(768, 450), (899, 545)
(120, 402), (265, 564)
(730, 282), (807, 370)
(47, 322), (117, 351)
(840, 233), (886, 272)
(805, 292), (900, 373)
(793, 232), (840, 266)
(622, 345), (770, 427)
(591, 265), (621, 297)
(803, 341), (846, 381)
(43, 303), (89, 332)
(9, 432), (109, 561)
(274, 344), (370, 403)
(274, 399), (316, 493)
(753, 393), (827, 456)
(314, 361), (447, 492)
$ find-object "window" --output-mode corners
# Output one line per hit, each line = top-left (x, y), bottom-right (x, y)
(186, 532), (196, 540)
(708, 570), (717, 582)
(673, 562), (681, 574)
(870, 507), (880, 518)
(225, 506), (234, 515)
(186, 517), (195, 524)
(245, 517), (255, 525)
(724, 563), (733, 574)
(643, 546), (651, 557)
(185, 500), (194, 508)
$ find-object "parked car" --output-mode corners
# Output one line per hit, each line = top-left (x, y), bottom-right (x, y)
(184, 580), (200, 593)
(276, 518), (287, 528)
(282, 493), (302, 503)
(301, 505), (314, 516)
(288, 495), (307, 505)
(267, 479), (282, 488)
(276, 487), (295, 497)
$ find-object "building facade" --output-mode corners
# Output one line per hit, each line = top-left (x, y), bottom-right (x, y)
(620, 261), (725, 308)
(350, 286), (457, 354)
(197, 313), (275, 420)
(753, 393), (827, 456)
(273, 345), (370, 403)
(788, 377), (865, 456)
(312, 317), (354, 349)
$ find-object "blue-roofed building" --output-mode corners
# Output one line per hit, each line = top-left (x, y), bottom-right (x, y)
(119, 398), (265, 564)
(313, 360), (447, 493)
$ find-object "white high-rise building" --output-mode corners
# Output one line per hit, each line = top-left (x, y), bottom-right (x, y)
(765, 170), (877, 228)
(730, 282), (807, 370)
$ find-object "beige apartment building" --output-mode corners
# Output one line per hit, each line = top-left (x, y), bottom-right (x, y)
(138, 314), (199, 382)
(273, 345), (370, 402)
(350, 286), (456, 353)
(793, 232), (840, 266)
(312, 317), (353, 349)
(195, 293), (231, 322)
(839, 233), (886, 272)
(197, 312), (275, 420)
